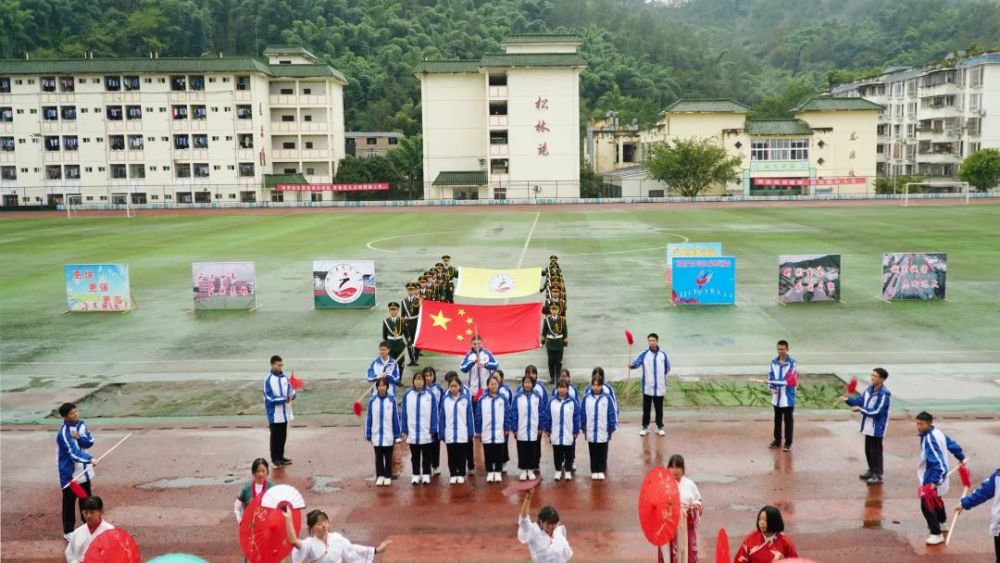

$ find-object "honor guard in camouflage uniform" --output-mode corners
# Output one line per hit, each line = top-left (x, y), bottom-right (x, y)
(382, 302), (407, 382)
(401, 283), (421, 366)
(442, 255), (458, 303)
(541, 303), (568, 385)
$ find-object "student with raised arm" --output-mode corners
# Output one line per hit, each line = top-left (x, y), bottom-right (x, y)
(629, 333), (670, 436)
(284, 507), (391, 563)
(517, 488), (573, 562)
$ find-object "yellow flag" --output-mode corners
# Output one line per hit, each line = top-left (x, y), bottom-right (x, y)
(453, 267), (543, 299)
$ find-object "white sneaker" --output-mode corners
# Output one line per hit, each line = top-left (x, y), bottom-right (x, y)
(598, 472), (606, 480)
(494, 472), (502, 482)
(411, 476), (420, 485)
(457, 476), (465, 484)
(925, 534), (944, 545)
(485, 472), (493, 482)
(527, 470), (536, 480)
(554, 471), (563, 481)
(656, 428), (666, 436)
(591, 473), (599, 480)
(421, 475), (431, 484)
(384, 477), (392, 486)
(565, 472), (573, 481)
(639, 428), (649, 436)
(449, 476), (458, 485)
(519, 471), (528, 481)
(375, 476), (384, 486)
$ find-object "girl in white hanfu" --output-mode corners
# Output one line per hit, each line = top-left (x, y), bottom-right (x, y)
(667, 454), (703, 563)
(285, 508), (391, 563)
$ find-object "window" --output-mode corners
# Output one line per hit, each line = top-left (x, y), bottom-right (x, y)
(239, 163), (255, 176)
(63, 136), (79, 151)
(192, 105), (207, 119)
(40, 77), (56, 92)
(488, 73), (508, 86)
(236, 105), (251, 119)
(750, 139), (808, 161)
(174, 135), (190, 149)
(0, 77), (10, 93)
(123, 76), (140, 91)
(110, 164), (127, 179)
(59, 76), (74, 92)
(280, 88), (294, 95)
(489, 101), (508, 116)
(170, 76), (186, 91)
(193, 163), (209, 177)
(172, 105), (188, 120)
(109, 135), (125, 151)
(175, 163), (192, 178)
(0, 107), (11, 122)
(1, 166), (16, 180)
(305, 167), (315, 175)
(129, 164), (145, 179)
(0, 137), (13, 152)
(304, 141), (313, 149)
(281, 115), (294, 122)
(192, 134), (208, 149)
(44, 136), (61, 151)
(282, 141), (296, 149)
(126, 105), (142, 120)
(236, 76), (250, 91)
(40, 106), (58, 121)
(790, 139), (808, 160)
(46, 165), (62, 179)
(61, 106), (77, 120)
(388, 137), (398, 145)
(131, 193), (147, 204)
(366, 137), (378, 145)
(238, 134), (253, 149)
(106, 106), (123, 120)
(104, 76), (121, 91)
(490, 159), (509, 174)
(969, 93), (981, 112)
(303, 114), (312, 122)
(189, 75), (205, 91)
(128, 135), (143, 150)
(969, 66), (984, 87)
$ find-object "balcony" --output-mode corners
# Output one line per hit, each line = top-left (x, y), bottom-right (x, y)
(42, 122), (77, 133)
(488, 115), (509, 127)
(916, 127), (958, 141)
(270, 94), (329, 106)
(489, 144), (509, 156)
(918, 151), (961, 164)
(271, 121), (328, 133)
(237, 148), (256, 161)
(920, 104), (961, 120)
(168, 92), (207, 103)
(234, 91), (252, 102)
(488, 86), (508, 98)
(235, 121), (254, 132)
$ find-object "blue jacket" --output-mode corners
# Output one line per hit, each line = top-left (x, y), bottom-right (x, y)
(365, 394), (400, 447)
(581, 391), (617, 443)
(401, 388), (438, 445)
(584, 383), (619, 415)
(474, 392), (512, 444)
(960, 468), (1000, 536)
(630, 347), (670, 397)
(56, 420), (94, 487)
(367, 356), (401, 397)
(438, 392), (475, 444)
(545, 395), (581, 446)
(511, 389), (550, 442)
(845, 384), (891, 438)
(767, 355), (797, 408)
(918, 426), (965, 494)
(263, 369), (296, 424)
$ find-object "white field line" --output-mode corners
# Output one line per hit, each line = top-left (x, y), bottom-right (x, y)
(516, 212), (540, 269)
(365, 230), (466, 253)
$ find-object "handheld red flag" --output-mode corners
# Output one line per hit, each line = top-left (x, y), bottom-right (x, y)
(289, 374), (304, 391)
(352, 401), (363, 417)
(83, 528), (141, 563)
(846, 378), (859, 394)
(919, 484), (944, 513)
(68, 479), (88, 499)
(715, 528), (730, 563)
(958, 464), (972, 489)
(625, 330), (634, 346)
(473, 388), (484, 402)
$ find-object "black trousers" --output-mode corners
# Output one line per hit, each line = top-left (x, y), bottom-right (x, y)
(446, 442), (467, 477)
(465, 440), (475, 470)
(772, 406), (794, 447)
(483, 443), (506, 472)
(269, 422), (287, 463)
(546, 348), (563, 383)
(405, 322), (420, 363)
(552, 444), (575, 472)
(410, 442), (433, 476)
(430, 438), (440, 469)
(61, 479), (92, 534)
(502, 436), (510, 464)
(642, 394), (664, 428)
(588, 442), (609, 473)
(534, 437), (543, 470)
(921, 497), (947, 535)
(517, 440), (539, 470)
(993, 535), (998, 562)
(374, 446), (393, 478)
(865, 435), (884, 475)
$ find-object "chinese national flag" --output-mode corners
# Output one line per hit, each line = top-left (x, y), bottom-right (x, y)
(415, 300), (542, 355)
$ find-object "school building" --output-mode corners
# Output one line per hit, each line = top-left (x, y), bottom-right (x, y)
(0, 45), (346, 207)
(593, 97), (881, 197)
(416, 33), (586, 200)
(830, 51), (1000, 182)
(345, 131), (403, 158)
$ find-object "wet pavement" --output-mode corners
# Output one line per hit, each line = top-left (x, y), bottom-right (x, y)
(2, 413), (998, 562)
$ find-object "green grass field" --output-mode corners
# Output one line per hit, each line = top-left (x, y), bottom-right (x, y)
(1, 204), (998, 419)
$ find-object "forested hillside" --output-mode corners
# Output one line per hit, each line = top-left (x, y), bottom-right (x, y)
(2, 0), (998, 132)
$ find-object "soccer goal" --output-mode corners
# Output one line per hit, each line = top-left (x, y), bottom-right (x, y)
(902, 181), (970, 207)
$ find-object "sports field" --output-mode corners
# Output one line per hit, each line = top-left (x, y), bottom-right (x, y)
(1, 202), (999, 421)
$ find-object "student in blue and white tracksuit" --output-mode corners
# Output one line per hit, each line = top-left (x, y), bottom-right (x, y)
(513, 375), (549, 481)
(438, 378), (474, 484)
(366, 378), (401, 486)
(915, 411), (966, 544)
(581, 370), (617, 480)
(460, 336), (499, 398)
(264, 355), (296, 466)
(766, 340), (798, 451)
(545, 380), (581, 481)
(843, 367), (891, 484)
(495, 370), (514, 472)
(524, 365), (548, 472)
(583, 369), (619, 414)
(57, 402), (95, 538)
(957, 468), (1000, 560)
(367, 342), (402, 397)
(475, 375), (512, 483)
(629, 333), (670, 436)
(401, 373), (438, 485)
(422, 367), (445, 475)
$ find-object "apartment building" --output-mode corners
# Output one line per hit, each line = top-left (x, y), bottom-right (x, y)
(415, 33), (585, 200)
(830, 52), (1000, 181)
(345, 132), (403, 158)
(0, 45), (346, 207)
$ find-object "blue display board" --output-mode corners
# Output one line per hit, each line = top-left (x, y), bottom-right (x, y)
(671, 256), (736, 305)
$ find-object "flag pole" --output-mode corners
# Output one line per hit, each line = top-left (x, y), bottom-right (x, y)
(62, 433), (132, 489)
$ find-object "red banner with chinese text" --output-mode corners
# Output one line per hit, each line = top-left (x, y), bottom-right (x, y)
(414, 300), (542, 356)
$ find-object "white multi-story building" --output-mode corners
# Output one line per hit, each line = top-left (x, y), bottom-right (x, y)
(0, 45), (346, 207)
(416, 33), (585, 200)
(830, 52), (1000, 181)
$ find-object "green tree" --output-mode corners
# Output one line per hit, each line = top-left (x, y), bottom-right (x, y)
(385, 135), (423, 199)
(874, 174), (924, 195)
(959, 148), (1000, 192)
(642, 138), (743, 197)
(579, 166), (604, 198)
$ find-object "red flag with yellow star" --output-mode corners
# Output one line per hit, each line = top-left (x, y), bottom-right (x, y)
(414, 300), (543, 355)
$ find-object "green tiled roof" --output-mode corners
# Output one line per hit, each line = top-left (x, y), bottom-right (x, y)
(793, 96), (883, 112)
(263, 45), (319, 60)
(745, 119), (814, 136)
(0, 57), (346, 82)
(414, 60), (481, 74)
(662, 99), (750, 113)
(479, 53), (586, 68)
(501, 34), (582, 45)
(264, 173), (307, 188)
(432, 171), (487, 186)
